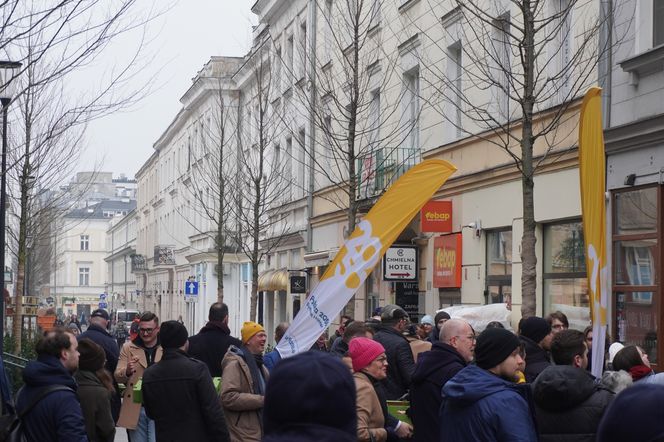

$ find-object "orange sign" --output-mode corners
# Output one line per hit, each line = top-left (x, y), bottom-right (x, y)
(420, 200), (453, 233)
(433, 233), (462, 288)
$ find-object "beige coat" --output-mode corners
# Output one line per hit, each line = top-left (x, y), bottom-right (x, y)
(220, 347), (269, 442)
(406, 336), (432, 362)
(114, 340), (163, 429)
(354, 371), (387, 442)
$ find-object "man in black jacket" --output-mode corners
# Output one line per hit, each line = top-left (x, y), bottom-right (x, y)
(188, 302), (242, 377)
(518, 316), (553, 382)
(410, 319), (475, 442)
(77, 308), (121, 421)
(532, 329), (614, 442)
(372, 304), (415, 400)
(143, 321), (230, 442)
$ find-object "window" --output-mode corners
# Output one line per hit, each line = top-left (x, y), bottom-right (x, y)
(285, 137), (293, 199)
(492, 14), (510, 122)
(79, 267), (90, 286)
(299, 20), (307, 79)
(447, 43), (462, 138)
(369, 0), (381, 29)
(273, 144), (281, 173)
(80, 235), (89, 251)
(402, 68), (419, 152)
(369, 89), (381, 150)
(486, 230), (512, 306)
(275, 46), (282, 92)
(285, 34), (294, 89)
(654, 0), (664, 47)
(550, 0), (572, 102)
(613, 186), (660, 364)
(324, 0), (333, 63)
(297, 128), (306, 199)
(543, 221), (587, 325)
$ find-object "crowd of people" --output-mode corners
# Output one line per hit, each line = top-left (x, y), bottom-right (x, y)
(7, 302), (664, 441)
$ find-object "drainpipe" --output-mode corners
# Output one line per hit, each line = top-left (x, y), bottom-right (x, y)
(306, 0), (317, 254)
(599, 0), (613, 129)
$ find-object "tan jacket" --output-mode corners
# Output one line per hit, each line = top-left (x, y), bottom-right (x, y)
(220, 347), (269, 442)
(406, 336), (432, 362)
(354, 371), (387, 442)
(114, 340), (163, 429)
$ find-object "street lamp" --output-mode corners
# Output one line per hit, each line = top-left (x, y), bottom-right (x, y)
(0, 60), (22, 354)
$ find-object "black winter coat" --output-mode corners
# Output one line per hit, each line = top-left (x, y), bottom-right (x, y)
(142, 349), (230, 442)
(188, 321), (242, 377)
(533, 365), (614, 442)
(78, 324), (120, 373)
(373, 326), (415, 400)
(520, 335), (551, 383)
(409, 342), (467, 442)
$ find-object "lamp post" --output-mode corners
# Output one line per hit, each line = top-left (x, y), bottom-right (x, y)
(0, 60), (22, 354)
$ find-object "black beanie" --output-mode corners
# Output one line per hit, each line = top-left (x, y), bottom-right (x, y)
(474, 328), (520, 370)
(520, 316), (551, 344)
(78, 338), (105, 372)
(159, 320), (188, 349)
(434, 311), (451, 327)
(263, 351), (356, 439)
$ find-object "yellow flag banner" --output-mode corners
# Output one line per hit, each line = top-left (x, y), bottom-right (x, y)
(277, 159), (457, 358)
(578, 86), (609, 378)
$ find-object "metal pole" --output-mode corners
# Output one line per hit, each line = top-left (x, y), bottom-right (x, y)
(0, 104), (8, 353)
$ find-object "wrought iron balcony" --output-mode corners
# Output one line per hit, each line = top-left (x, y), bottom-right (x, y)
(130, 254), (148, 272)
(356, 147), (420, 200)
(153, 246), (175, 266)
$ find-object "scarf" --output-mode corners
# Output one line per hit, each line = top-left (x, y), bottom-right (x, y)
(629, 364), (653, 381)
(241, 346), (266, 428)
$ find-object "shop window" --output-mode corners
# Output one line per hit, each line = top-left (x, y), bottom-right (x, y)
(543, 221), (588, 328)
(486, 229), (512, 305)
(613, 186), (660, 364)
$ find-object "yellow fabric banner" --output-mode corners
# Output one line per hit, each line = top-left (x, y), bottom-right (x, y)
(277, 159), (457, 357)
(578, 86), (608, 378)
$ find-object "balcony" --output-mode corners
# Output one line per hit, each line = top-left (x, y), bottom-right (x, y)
(130, 254), (148, 272)
(153, 246), (175, 266)
(356, 147), (421, 200)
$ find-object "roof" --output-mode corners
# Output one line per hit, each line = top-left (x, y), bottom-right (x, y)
(64, 199), (137, 219)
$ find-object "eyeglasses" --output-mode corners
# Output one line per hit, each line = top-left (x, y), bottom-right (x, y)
(139, 328), (155, 334)
(455, 334), (476, 341)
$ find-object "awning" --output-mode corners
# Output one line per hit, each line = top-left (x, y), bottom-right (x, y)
(257, 268), (289, 291)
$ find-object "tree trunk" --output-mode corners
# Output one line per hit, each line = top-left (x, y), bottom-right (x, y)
(520, 1), (537, 318)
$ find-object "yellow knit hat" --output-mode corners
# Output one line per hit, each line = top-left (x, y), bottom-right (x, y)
(241, 321), (265, 344)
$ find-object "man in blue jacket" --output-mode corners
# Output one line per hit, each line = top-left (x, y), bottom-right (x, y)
(16, 329), (87, 442)
(439, 327), (537, 442)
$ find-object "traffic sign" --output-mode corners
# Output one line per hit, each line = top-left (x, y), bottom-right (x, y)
(99, 301), (108, 309)
(99, 293), (107, 300)
(383, 246), (418, 281)
(185, 281), (199, 296)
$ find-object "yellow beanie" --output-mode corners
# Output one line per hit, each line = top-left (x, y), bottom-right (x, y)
(241, 321), (265, 344)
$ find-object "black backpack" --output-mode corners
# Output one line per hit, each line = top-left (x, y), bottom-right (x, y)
(0, 385), (73, 442)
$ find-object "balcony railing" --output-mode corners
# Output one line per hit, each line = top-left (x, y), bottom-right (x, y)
(153, 246), (175, 266)
(131, 254), (148, 272)
(356, 147), (420, 200)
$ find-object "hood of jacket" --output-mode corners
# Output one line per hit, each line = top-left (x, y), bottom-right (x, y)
(443, 364), (526, 406)
(532, 365), (599, 411)
(412, 342), (466, 383)
(74, 369), (103, 388)
(519, 335), (549, 363)
(22, 355), (77, 390)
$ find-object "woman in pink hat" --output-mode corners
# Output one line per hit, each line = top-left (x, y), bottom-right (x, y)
(349, 337), (413, 441)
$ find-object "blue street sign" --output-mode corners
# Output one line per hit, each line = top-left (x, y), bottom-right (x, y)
(185, 281), (199, 296)
(99, 293), (107, 300)
(99, 301), (108, 309)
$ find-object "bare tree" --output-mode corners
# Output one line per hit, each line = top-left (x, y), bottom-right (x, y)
(280, 0), (421, 236)
(4, 0), (162, 350)
(409, 0), (621, 317)
(173, 61), (243, 303)
(235, 43), (291, 320)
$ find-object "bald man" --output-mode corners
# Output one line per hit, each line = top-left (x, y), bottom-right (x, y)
(410, 319), (476, 442)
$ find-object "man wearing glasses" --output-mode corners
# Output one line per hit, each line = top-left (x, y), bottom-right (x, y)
(373, 304), (416, 400)
(115, 311), (163, 442)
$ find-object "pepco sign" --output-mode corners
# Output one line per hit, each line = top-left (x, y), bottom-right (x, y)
(420, 200), (452, 233)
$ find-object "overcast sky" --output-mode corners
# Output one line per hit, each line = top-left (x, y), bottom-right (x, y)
(79, 0), (255, 179)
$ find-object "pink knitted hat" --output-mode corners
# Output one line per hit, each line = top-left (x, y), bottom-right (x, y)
(348, 337), (385, 372)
